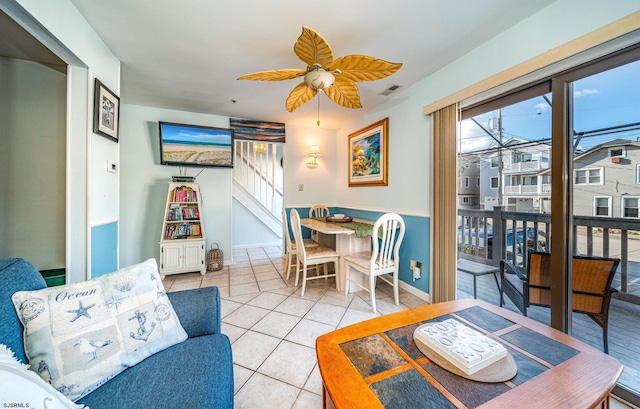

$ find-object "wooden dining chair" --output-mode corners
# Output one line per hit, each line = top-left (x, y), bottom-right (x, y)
(282, 207), (319, 280)
(343, 213), (406, 313)
(289, 209), (340, 296)
(500, 251), (620, 353)
(309, 204), (330, 243)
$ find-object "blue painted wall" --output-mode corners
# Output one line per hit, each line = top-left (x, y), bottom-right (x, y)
(91, 222), (118, 277)
(286, 206), (430, 294)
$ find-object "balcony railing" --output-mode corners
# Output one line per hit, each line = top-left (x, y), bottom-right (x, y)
(457, 207), (640, 304)
(503, 160), (545, 172)
(502, 184), (551, 195)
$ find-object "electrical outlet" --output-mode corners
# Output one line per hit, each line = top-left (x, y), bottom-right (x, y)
(410, 260), (416, 269)
(298, 184), (304, 191)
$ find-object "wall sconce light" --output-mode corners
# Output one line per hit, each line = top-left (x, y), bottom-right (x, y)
(254, 142), (266, 155)
(306, 145), (321, 167)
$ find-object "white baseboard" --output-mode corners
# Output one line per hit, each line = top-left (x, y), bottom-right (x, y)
(398, 280), (431, 304)
(232, 242), (282, 250)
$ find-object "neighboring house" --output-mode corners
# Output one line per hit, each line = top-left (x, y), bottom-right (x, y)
(457, 154), (481, 209)
(573, 139), (640, 218)
(471, 138), (640, 217)
(478, 138), (552, 212)
(501, 139), (552, 213)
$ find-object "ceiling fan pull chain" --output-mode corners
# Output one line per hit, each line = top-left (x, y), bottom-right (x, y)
(317, 96), (321, 127)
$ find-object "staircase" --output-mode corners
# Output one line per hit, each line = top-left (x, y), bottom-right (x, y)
(232, 140), (283, 236)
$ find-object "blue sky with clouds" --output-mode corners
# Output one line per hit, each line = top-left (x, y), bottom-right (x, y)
(460, 59), (640, 153)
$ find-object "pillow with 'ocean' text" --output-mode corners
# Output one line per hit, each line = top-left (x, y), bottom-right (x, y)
(11, 258), (187, 401)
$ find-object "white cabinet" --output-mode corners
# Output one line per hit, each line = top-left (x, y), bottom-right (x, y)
(160, 240), (205, 277)
(159, 182), (206, 278)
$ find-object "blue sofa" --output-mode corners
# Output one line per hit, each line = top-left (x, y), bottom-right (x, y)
(0, 258), (234, 408)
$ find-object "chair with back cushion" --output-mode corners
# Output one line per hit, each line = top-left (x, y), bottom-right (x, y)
(309, 204), (330, 243)
(289, 209), (340, 296)
(282, 207), (319, 281)
(500, 251), (619, 353)
(343, 213), (406, 313)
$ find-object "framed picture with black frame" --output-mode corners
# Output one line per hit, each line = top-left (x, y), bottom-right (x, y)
(93, 78), (120, 143)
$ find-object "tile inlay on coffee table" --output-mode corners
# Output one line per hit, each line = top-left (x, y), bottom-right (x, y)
(317, 299), (623, 409)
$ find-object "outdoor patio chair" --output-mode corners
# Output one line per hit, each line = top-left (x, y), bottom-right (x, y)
(500, 251), (620, 353)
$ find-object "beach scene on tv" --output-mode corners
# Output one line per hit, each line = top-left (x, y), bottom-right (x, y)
(160, 123), (233, 167)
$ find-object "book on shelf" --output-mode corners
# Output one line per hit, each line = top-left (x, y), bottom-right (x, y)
(171, 186), (198, 203)
(163, 222), (202, 240)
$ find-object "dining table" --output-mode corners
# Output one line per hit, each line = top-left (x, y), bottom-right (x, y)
(299, 217), (375, 293)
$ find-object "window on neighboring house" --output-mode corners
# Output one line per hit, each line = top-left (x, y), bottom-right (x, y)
(464, 159), (470, 168)
(476, 177), (480, 187)
(636, 164), (640, 183)
(594, 196), (611, 217)
(462, 197), (470, 204)
(464, 176), (469, 188)
(575, 168), (602, 185)
(622, 197), (639, 218)
(476, 161), (480, 168)
(609, 147), (626, 158)
(490, 157), (499, 168)
(513, 152), (534, 163)
(490, 177), (499, 189)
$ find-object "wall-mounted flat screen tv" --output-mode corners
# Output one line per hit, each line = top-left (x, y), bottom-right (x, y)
(159, 121), (234, 168)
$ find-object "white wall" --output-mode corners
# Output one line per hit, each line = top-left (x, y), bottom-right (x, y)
(232, 198), (280, 247)
(0, 58), (66, 269)
(9, 0), (121, 282)
(282, 124), (338, 208)
(119, 104), (233, 268)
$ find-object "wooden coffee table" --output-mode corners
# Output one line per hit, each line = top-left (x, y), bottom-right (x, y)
(316, 299), (622, 409)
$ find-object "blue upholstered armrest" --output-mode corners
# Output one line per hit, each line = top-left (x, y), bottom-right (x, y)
(167, 286), (221, 337)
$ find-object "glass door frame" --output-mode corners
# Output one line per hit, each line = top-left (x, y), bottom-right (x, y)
(460, 42), (640, 403)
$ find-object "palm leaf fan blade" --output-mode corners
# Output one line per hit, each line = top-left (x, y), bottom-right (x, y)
(293, 26), (334, 68)
(286, 82), (317, 112)
(237, 69), (306, 81)
(331, 55), (402, 82)
(325, 77), (362, 109)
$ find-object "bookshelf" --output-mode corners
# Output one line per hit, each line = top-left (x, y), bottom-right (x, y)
(159, 182), (206, 278)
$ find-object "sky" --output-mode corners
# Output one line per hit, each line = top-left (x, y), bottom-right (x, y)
(160, 123), (232, 146)
(459, 58), (640, 154)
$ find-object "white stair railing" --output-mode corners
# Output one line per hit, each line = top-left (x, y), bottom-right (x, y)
(233, 140), (283, 222)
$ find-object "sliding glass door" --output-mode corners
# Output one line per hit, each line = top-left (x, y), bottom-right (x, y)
(567, 56), (640, 399)
(457, 44), (640, 401)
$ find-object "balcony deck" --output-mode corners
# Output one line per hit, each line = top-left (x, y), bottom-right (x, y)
(457, 267), (640, 394)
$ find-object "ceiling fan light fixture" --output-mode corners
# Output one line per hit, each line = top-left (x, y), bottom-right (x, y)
(304, 69), (335, 92)
(237, 26), (402, 112)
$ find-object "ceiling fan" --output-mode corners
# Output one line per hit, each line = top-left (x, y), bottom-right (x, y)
(237, 26), (402, 114)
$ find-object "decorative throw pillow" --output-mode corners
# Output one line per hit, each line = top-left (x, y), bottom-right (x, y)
(11, 258), (187, 401)
(0, 344), (88, 409)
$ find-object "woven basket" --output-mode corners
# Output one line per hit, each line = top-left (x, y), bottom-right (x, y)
(206, 243), (223, 272)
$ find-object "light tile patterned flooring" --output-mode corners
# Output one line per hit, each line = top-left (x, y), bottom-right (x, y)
(162, 245), (427, 409)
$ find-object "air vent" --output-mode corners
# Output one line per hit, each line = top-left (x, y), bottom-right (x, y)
(379, 85), (402, 96)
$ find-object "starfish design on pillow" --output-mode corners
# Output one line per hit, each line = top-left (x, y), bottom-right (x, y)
(67, 300), (95, 322)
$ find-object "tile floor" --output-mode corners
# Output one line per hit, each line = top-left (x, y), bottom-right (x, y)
(163, 246), (637, 409)
(162, 245), (427, 409)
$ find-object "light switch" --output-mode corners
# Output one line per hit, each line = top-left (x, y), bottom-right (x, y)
(298, 184), (304, 191)
(107, 160), (117, 173)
